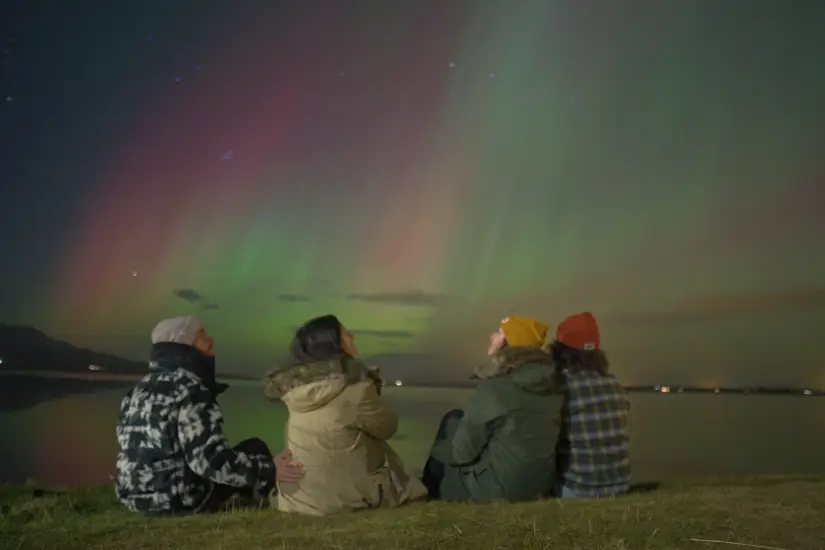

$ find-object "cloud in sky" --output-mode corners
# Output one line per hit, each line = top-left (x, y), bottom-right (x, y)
(349, 329), (415, 338)
(173, 289), (219, 310)
(606, 287), (825, 324)
(173, 289), (205, 303)
(346, 290), (454, 307)
(277, 294), (312, 302)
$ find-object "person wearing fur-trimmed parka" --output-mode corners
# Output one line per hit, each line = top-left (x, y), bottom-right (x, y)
(263, 315), (427, 516)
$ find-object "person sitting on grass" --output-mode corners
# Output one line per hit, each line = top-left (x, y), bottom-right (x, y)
(549, 312), (631, 498)
(263, 314), (427, 516)
(421, 315), (563, 503)
(114, 316), (304, 515)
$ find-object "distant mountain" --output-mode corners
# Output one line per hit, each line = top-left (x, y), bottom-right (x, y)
(0, 323), (147, 374)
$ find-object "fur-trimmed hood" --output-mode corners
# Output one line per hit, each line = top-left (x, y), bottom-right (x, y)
(263, 356), (379, 413)
(472, 346), (559, 393)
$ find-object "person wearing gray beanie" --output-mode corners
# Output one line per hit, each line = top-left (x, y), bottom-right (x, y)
(114, 316), (304, 515)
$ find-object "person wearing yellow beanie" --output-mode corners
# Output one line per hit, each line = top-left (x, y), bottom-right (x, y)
(422, 314), (562, 503)
(488, 315), (550, 354)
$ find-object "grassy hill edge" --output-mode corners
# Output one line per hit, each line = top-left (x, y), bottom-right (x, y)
(1, 475), (823, 549)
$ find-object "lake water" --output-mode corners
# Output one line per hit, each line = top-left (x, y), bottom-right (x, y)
(1, 380), (824, 487)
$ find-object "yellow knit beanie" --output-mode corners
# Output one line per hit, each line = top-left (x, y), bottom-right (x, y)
(499, 316), (549, 348)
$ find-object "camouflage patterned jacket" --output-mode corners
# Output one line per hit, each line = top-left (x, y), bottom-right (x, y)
(114, 342), (275, 514)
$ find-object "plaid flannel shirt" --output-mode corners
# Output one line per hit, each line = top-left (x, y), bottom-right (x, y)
(557, 369), (631, 497)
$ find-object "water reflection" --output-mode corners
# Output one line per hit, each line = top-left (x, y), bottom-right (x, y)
(1, 381), (824, 487)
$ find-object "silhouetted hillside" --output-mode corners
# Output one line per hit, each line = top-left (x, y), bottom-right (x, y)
(0, 323), (146, 374)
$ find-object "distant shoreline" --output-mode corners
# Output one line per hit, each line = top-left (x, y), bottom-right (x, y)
(0, 370), (821, 396)
(403, 382), (823, 396)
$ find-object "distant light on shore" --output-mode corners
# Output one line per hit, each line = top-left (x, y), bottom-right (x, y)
(394, 380), (403, 387)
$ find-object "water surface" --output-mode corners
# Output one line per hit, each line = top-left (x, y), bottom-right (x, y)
(1, 381), (823, 486)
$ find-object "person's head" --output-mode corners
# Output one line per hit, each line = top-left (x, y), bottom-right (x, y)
(550, 312), (608, 374)
(290, 314), (357, 363)
(151, 316), (214, 356)
(487, 315), (550, 355)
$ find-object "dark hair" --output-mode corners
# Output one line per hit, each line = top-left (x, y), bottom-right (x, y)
(549, 340), (609, 375)
(289, 314), (346, 363)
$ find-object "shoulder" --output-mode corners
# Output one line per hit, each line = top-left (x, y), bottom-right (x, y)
(263, 356), (374, 399)
(470, 377), (508, 406)
(563, 369), (609, 385)
(563, 370), (627, 397)
(473, 346), (554, 379)
(343, 378), (381, 402)
(145, 369), (210, 405)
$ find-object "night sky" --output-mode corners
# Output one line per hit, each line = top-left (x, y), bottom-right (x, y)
(1, 1), (824, 387)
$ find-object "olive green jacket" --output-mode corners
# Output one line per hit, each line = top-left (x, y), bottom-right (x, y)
(432, 346), (564, 502)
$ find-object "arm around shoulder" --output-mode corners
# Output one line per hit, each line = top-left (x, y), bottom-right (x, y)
(354, 381), (398, 440)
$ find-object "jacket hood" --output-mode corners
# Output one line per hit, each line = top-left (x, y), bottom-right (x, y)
(472, 346), (560, 394)
(262, 356), (377, 413)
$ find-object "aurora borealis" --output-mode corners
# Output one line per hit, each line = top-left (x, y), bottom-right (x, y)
(2, 1), (824, 386)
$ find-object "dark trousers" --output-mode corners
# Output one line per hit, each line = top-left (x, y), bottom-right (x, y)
(422, 409), (464, 500)
(196, 437), (275, 513)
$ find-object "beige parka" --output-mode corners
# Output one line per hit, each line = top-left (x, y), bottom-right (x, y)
(263, 356), (427, 515)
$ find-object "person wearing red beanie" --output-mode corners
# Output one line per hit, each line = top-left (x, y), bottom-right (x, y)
(549, 312), (631, 498)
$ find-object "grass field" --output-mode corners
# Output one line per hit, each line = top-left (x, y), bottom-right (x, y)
(1, 475), (823, 550)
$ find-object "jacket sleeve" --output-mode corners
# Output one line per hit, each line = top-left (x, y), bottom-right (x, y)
(354, 381), (399, 440)
(447, 381), (505, 466)
(177, 383), (275, 491)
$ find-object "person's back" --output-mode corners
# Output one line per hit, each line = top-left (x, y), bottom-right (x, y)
(551, 312), (631, 498)
(263, 315), (426, 516)
(461, 348), (564, 502)
(424, 316), (564, 503)
(115, 317), (277, 514)
(558, 369), (630, 495)
(116, 365), (214, 512)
